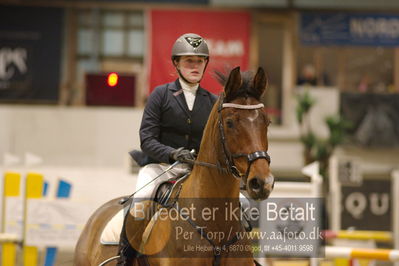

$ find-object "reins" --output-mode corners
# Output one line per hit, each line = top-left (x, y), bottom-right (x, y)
(186, 159), (229, 173)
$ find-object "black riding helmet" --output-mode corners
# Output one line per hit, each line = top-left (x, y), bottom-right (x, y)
(171, 33), (210, 84)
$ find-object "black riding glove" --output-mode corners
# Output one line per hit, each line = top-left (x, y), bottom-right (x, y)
(170, 147), (195, 163)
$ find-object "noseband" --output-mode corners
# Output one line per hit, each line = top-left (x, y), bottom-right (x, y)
(217, 96), (271, 183)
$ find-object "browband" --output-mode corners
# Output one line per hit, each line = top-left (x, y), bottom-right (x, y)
(221, 103), (264, 110)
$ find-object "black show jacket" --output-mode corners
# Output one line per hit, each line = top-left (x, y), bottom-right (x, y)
(139, 79), (218, 164)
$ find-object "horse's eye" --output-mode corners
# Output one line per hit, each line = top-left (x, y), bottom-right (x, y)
(226, 119), (234, 128)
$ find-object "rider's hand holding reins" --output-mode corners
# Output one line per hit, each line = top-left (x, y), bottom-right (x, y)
(170, 147), (195, 163)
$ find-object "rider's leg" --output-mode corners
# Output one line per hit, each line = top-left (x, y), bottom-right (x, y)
(116, 212), (136, 265)
(134, 163), (171, 199)
(116, 163), (173, 265)
(116, 164), (162, 264)
(133, 163), (190, 199)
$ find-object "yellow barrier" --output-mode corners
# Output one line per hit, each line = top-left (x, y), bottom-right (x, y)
(23, 246), (38, 266)
(325, 246), (399, 261)
(1, 172), (22, 266)
(4, 172), (21, 197)
(2, 242), (17, 266)
(1, 171), (43, 266)
(23, 173), (43, 266)
(324, 230), (392, 243)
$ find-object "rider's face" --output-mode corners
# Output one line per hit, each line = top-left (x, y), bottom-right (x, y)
(175, 56), (207, 84)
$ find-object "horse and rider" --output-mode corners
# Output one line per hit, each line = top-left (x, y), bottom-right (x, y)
(74, 33), (274, 266)
(119, 32), (216, 265)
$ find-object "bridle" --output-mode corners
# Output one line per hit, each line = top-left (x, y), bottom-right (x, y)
(217, 95), (271, 183)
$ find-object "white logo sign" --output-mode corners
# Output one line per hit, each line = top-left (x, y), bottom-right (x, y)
(345, 192), (389, 219)
(0, 47), (28, 80)
(351, 18), (399, 38)
(207, 39), (244, 57)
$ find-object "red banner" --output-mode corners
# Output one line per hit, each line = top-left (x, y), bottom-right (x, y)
(149, 9), (250, 94)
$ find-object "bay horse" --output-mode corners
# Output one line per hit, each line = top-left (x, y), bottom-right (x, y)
(74, 66), (274, 266)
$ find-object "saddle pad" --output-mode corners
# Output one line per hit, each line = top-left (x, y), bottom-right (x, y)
(100, 209), (124, 245)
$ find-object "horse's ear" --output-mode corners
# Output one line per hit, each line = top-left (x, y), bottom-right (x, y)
(224, 66), (242, 101)
(252, 67), (268, 99)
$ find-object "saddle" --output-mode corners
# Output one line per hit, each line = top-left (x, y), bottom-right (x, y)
(100, 172), (189, 245)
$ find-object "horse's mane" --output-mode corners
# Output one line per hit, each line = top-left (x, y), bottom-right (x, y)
(213, 69), (262, 101)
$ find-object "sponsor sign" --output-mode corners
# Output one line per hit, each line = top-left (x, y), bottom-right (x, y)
(300, 13), (399, 46)
(0, 6), (63, 101)
(149, 9), (250, 94)
(341, 179), (391, 231)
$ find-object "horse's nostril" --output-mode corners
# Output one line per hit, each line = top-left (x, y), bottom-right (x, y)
(248, 177), (264, 193)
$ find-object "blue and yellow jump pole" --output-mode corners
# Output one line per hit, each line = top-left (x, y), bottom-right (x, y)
(22, 172), (44, 266)
(1, 171), (21, 266)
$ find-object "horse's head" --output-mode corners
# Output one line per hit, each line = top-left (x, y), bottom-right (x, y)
(217, 66), (274, 200)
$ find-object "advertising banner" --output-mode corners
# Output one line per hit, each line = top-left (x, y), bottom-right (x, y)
(300, 13), (399, 46)
(341, 179), (391, 231)
(149, 9), (250, 94)
(0, 6), (63, 102)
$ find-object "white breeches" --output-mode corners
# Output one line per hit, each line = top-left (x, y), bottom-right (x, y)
(133, 163), (190, 200)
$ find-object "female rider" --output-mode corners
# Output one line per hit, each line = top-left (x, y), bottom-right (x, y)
(117, 33), (217, 265)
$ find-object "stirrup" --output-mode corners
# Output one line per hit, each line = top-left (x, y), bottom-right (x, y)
(98, 255), (120, 266)
(241, 208), (253, 232)
(254, 259), (263, 266)
(116, 253), (133, 266)
(115, 238), (137, 266)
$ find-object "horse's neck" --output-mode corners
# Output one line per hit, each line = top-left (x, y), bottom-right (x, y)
(179, 108), (240, 198)
(178, 152), (243, 239)
(176, 119), (243, 238)
(180, 154), (240, 199)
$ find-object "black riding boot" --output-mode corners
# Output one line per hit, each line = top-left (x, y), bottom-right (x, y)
(116, 214), (137, 266)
